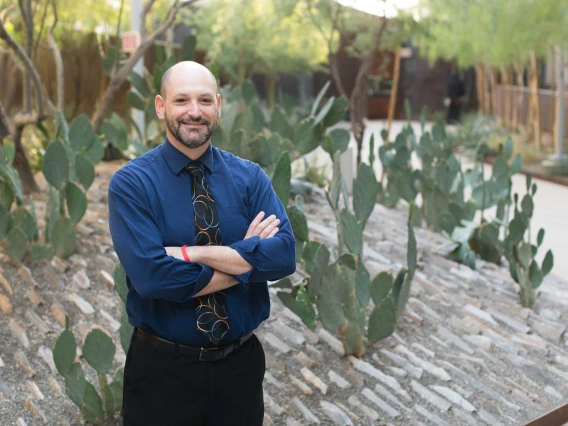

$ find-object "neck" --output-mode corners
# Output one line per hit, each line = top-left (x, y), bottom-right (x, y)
(167, 135), (210, 160)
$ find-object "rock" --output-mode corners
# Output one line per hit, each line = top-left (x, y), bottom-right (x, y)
(462, 304), (499, 326)
(303, 328), (319, 344)
(0, 294), (13, 314)
(14, 350), (36, 378)
(0, 273), (13, 294)
(437, 326), (474, 355)
(26, 309), (50, 334)
(489, 309), (531, 333)
(273, 319), (305, 345)
(393, 345), (451, 381)
(43, 265), (64, 289)
(361, 388), (400, 418)
(478, 409), (504, 426)
(264, 333), (291, 353)
(544, 385), (563, 400)
(24, 398), (48, 424)
(9, 319), (30, 348)
(288, 374), (312, 395)
(318, 328), (345, 356)
(0, 374), (13, 397)
(99, 310), (120, 332)
(349, 356), (410, 401)
(48, 376), (65, 398)
(347, 395), (379, 421)
(292, 397), (320, 424)
(373, 383), (411, 414)
(386, 366), (407, 378)
(264, 392), (285, 416)
(532, 319), (565, 342)
(463, 335), (492, 351)
(414, 404), (450, 426)
(72, 270), (91, 289)
(450, 315), (483, 335)
(411, 380), (451, 412)
(335, 403), (359, 423)
(411, 342), (435, 358)
(69, 254), (88, 268)
(327, 370), (352, 390)
(66, 293), (95, 315)
(320, 400), (354, 425)
(100, 270), (115, 288)
(430, 385), (476, 412)
(26, 380), (45, 400)
(24, 288), (44, 306)
(18, 266), (39, 287)
(453, 408), (480, 426)
(37, 346), (57, 374)
(429, 335), (449, 348)
(380, 348), (423, 379)
(0, 354), (4, 367)
(300, 367), (327, 394)
(16, 418), (28, 426)
(51, 257), (69, 273)
(409, 297), (442, 321)
(51, 303), (67, 326)
(539, 308), (562, 321)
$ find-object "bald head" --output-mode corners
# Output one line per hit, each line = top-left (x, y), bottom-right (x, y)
(160, 61), (218, 99)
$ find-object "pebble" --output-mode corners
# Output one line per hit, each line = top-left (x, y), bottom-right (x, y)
(414, 404), (450, 426)
(51, 303), (67, 326)
(26, 380), (45, 400)
(265, 332), (291, 353)
(99, 309), (121, 332)
(50, 257), (69, 273)
(288, 374), (312, 395)
(37, 346), (57, 374)
(43, 265), (64, 289)
(291, 397), (320, 424)
(451, 315), (483, 335)
(300, 367), (327, 394)
(409, 297), (442, 321)
(380, 348), (423, 379)
(411, 342), (434, 358)
(317, 328), (345, 356)
(48, 376), (65, 398)
(16, 418), (27, 426)
(25, 309), (50, 334)
(347, 395), (379, 421)
(264, 372), (286, 390)
(303, 328), (319, 344)
(0, 294), (13, 314)
(374, 383), (411, 413)
(327, 370), (351, 389)
(100, 270), (115, 288)
(463, 335), (493, 351)
(14, 350), (36, 378)
(361, 388), (401, 418)
(69, 254), (88, 268)
(0, 354), (4, 367)
(66, 293), (95, 315)
(18, 266), (38, 287)
(273, 319), (306, 345)
(335, 402), (359, 423)
(478, 409), (504, 426)
(0, 273), (13, 294)
(24, 398), (47, 424)
(72, 270), (91, 289)
(393, 345), (451, 381)
(24, 288), (43, 306)
(264, 392), (285, 416)
(9, 319), (30, 348)
(489, 310), (531, 333)
(411, 380), (451, 411)
(0, 374), (13, 397)
(532, 320), (565, 342)
(437, 326), (474, 355)
(349, 356), (410, 401)
(539, 308), (562, 321)
(430, 385), (476, 412)
(453, 407), (480, 426)
(544, 385), (563, 400)
(320, 400), (354, 425)
(386, 366), (407, 377)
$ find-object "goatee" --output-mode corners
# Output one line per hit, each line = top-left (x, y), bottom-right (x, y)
(165, 113), (218, 149)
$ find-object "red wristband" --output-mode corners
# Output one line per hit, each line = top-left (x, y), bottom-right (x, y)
(181, 245), (191, 262)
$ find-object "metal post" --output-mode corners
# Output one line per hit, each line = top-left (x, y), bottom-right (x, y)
(131, 0), (145, 141)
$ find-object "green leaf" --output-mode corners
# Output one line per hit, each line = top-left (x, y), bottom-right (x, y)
(83, 382), (105, 424)
(355, 261), (371, 308)
(9, 208), (37, 242)
(3, 139), (15, 164)
(180, 34), (197, 61)
(437, 211), (456, 235)
(327, 128), (350, 158)
(0, 204), (9, 239)
(311, 81), (330, 115)
(128, 91), (146, 110)
(51, 216), (76, 258)
(270, 277), (293, 290)
(367, 296), (397, 344)
(53, 329), (77, 377)
(510, 154), (522, 175)
(65, 363), (87, 406)
(30, 244), (53, 261)
(504, 137), (513, 160)
(66, 183), (87, 225)
(295, 117), (318, 155)
(407, 205), (418, 279)
(110, 368), (124, 412)
(83, 329), (116, 375)
(242, 80), (256, 105)
(75, 154), (95, 191)
(529, 260), (543, 289)
(371, 272), (394, 304)
(0, 179), (14, 210)
(537, 228), (545, 247)
(287, 205), (309, 242)
(68, 114), (95, 153)
(313, 96), (335, 126)
(518, 242), (532, 268)
(307, 244), (330, 299)
(336, 253), (358, 270)
(6, 227), (28, 263)
(521, 194), (534, 218)
(120, 305), (134, 353)
(391, 268), (408, 308)
(395, 274), (412, 318)
(55, 111), (69, 142)
(101, 44), (118, 76)
(129, 71), (150, 98)
(277, 291), (298, 314)
(42, 140), (69, 189)
(302, 241), (321, 274)
(295, 284), (316, 330)
(323, 96), (348, 127)
(326, 152), (341, 211)
(113, 264), (128, 303)
(340, 209), (361, 256)
(353, 163), (378, 227)
(272, 152), (291, 206)
(542, 250), (554, 276)
(85, 137), (105, 165)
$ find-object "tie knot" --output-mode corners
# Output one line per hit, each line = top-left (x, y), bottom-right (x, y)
(186, 162), (204, 179)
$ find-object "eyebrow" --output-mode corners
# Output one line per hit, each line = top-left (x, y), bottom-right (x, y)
(172, 92), (215, 98)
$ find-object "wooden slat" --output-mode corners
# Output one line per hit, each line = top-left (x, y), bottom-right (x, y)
(524, 402), (568, 426)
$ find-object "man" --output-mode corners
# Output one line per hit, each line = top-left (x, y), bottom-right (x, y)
(108, 61), (296, 426)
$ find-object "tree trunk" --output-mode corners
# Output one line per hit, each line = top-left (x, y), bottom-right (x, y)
(0, 101), (10, 142)
(475, 64), (484, 113)
(529, 52), (541, 148)
(501, 66), (511, 127)
(265, 74), (278, 109)
(12, 126), (39, 193)
(490, 65), (498, 119)
(512, 61), (524, 129)
(385, 45), (401, 144)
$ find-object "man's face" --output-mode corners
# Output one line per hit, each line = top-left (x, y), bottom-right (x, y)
(156, 69), (221, 149)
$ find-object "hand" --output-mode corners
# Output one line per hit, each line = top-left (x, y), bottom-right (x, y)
(244, 211), (280, 240)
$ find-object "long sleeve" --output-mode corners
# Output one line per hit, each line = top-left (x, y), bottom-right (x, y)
(108, 170), (213, 301)
(230, 165), (296, 283)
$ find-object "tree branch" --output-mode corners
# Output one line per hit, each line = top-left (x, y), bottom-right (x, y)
(48, 0), (64, 111)
(0, 17), (46, 120)
(140, 0), (157, 37)
(32, 0), (50, 61)
(0, 101), (12, 141)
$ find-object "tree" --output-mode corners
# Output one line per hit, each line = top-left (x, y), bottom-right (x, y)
(190, 0), (328, 106)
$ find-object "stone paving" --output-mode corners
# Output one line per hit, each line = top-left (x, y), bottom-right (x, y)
(0, 161), (567, 425)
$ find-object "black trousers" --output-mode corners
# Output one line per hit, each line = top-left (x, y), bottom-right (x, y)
(122, 332), (266, 426)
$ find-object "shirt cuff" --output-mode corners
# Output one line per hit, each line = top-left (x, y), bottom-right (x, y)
(192, 264), (215, 296)
(232, 268), (254, 290)
(230, 236), (261, 268)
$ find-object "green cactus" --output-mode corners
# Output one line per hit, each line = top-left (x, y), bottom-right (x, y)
(5, 227), (28, 264)
(83, 382), (105, 424)
(83, 329), (116, 375)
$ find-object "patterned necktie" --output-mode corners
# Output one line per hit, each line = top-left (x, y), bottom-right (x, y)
(186, 162), (229, 344)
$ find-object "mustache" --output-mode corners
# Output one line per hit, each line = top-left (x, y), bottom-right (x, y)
(177, 118), (210, 125)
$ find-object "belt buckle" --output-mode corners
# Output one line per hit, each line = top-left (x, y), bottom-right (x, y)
(199, 347), (207, 361)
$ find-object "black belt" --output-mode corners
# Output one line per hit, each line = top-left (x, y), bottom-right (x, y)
(133, 328), (254, 362)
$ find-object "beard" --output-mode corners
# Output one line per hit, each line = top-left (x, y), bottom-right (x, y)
(165, 111), (219, 149)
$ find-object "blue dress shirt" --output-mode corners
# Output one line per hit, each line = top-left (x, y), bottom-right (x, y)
(108, 139), (296, 345)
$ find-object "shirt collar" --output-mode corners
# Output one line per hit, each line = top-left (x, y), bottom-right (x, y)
(161, 138), (214, 175)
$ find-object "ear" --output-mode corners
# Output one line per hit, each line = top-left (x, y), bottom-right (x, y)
(216, 93), (222, 119)
(155, 95), (166, 120)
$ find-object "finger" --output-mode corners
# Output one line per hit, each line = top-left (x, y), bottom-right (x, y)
(246, 211), (265, 238)
(260, 218), (280, 238)
(267, 227), (279, 238)
(254, 215), (277, 236)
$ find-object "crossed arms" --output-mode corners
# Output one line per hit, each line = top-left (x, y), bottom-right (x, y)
(165, 212), (280, 297)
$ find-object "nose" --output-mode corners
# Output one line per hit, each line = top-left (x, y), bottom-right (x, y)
(185, 101), (202, 119)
